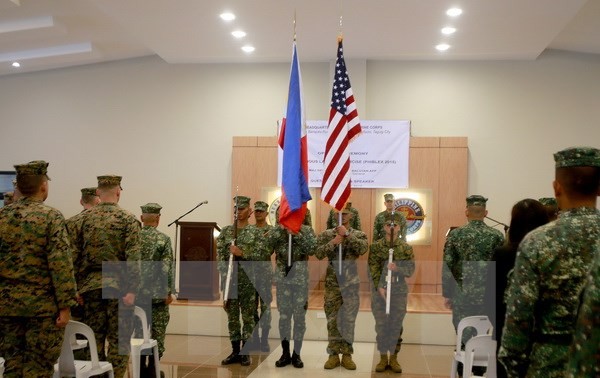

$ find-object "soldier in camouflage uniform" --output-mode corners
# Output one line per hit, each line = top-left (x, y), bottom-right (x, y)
(499, 147), (600, 378)
(442, 195), (504, 347)
(315, 208), (368, 370)
(369, 213), (415, 373)
(270, 220), (316, 369)
(0, 160), (77, 377)
(538, 197), (559, 221)
(2, 191), (14, 206)
(373, 193), (407, 242)
(250, 200), (273, 352)
(217, 195), (259, 366)
(327, 201), (361, 230)
(72, 175), (141, 378)
(136, 203), (174, 378)
(566, 240), (600, 378)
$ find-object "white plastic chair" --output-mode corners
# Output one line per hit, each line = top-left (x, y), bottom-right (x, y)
(450, 315), (493, 378)
(463, 334), (497, 378)
(53, 320), (114, 378)
(130, 306), (160, 378)
(0, 356), (5, 378)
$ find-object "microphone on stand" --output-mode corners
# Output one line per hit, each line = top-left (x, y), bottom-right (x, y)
(199, 200), (208, 206)
(485, 216), (509, 233)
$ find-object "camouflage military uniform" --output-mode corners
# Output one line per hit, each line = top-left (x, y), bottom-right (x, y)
(270, 225), (316, 348)
(73, 201), (141, 378)
(442, 219), (503, 343)
(373, 210), (407, 242)
(0, 196), (77, 377)
(327, 207), (362, 230)
(137, 224), (174, 358)
(369, 237), (415, 354)
(251, 223), (273, 346)
(566, 240), (600, 378)
(315, 227), (368, 355)
(499, 207), (600, 377)
(217, 224), (260, 343)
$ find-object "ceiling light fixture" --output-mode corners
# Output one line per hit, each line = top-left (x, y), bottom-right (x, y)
(441, 27), (456, 35)
(11, 62), (20, 68)
(241, 45), (255, 53)
(436, 44), (450, 51)
(446, 8), (463, 17)
(219, 12), (235, 21)
(231, 30), (246, 38)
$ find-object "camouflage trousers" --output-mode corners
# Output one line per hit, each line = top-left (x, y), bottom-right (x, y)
(82, 289), (134, 378)
(254, 270), (272, 334)
(0, 316), (63, 378)
(323, 282), (360, 355)
(525, 342), (570, 378)
(224, 271), (256, 343)
(276, 280), (308, 343)
(371, 291), (408, 354)
(134, 301), (170, 358)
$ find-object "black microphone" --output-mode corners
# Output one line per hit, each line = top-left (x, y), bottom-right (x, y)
(199, 200), (208, 205)
(485, 216), (509, 232)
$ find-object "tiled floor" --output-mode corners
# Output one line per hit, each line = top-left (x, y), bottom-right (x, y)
(158, 335), (454, 378)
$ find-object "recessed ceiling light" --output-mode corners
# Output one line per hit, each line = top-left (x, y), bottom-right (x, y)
(11, 62), (20, 68)
(220, 12), (235, 21)
(241, 45), (255, 53)
(231, 30), (246, 39)
(441, 27), (456, 35)
(446, 8), (463, 17)
(436, 44), (450, 51)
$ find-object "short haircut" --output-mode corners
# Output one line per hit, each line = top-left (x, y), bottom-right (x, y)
(556, 166), (600, 198)
(81, 194), (98, 205)
(16, 175), (46, 196)
(467, 205), (486, 217)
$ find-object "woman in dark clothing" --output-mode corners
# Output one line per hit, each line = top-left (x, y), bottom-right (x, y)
(484, 198), (550, 378)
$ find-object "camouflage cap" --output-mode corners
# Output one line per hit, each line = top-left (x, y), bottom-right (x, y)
(80, 187), (97, 197)
(466, 195), (488, 207)
(97, 175), (122, 189)
(14, 160), (50, 179)
(254, 201), (268, 212)
(140, 202), (162, 214)
(233, 195), (251, 209)
(554, 147), (600, 168)
(538, 197), (557, 207)
(384, 212), (403, 225)
(384, 193), (394, 201)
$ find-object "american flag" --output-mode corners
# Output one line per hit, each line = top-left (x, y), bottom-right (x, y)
(320, 39), (362, 211)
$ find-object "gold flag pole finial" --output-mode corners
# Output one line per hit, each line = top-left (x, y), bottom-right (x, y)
(293, 10), (297, 42)
(338, 7), (343, 42)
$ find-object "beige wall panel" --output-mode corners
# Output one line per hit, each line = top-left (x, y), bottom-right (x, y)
(436, 147), (468, 292)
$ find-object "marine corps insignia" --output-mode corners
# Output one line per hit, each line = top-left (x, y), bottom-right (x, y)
(394, 198), (426, 235)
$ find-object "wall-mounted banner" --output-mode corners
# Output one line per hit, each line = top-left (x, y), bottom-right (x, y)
(300, 120), (410, 188)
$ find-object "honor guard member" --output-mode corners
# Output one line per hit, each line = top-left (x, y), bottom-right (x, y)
(315, 207), (368, 370)
(373, 193), (407, 242)
(538, 197), (559, 221)
(217, 195), (259, 366)
(250, 200), (274, 352)
(369, 213), (415, 373)
(500, 147), (600, 378)
(326, 201), (362, 230)
(270, 216), (317, 369)
(137, 202), (174, 377)
(73, 175), (141, 378)
(566, 241), (600, 378)
(66, 187), (100, 241)
(2, 191), (14, 206)
(0, 160), (77, 377)
(442, 195), (504, 346)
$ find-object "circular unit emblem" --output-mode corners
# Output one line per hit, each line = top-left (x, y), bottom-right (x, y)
(394, 198), (426, 235)
(268, 197), (281, 226)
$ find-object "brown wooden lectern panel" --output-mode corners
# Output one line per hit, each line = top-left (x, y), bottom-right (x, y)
(178, 221), (220, 300)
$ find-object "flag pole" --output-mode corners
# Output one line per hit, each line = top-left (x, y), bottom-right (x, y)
(338, 211), (342, 275)
(287, 10), (296, 268)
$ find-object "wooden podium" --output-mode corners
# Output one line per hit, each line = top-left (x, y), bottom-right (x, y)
(177, 221), (220, 300)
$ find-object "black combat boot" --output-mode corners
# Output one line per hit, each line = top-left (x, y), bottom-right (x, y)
(275, 339), (291, 367)
(240, 341), (252, 366)
(291, 340), (303, 368)
(221, 340), (241, 365)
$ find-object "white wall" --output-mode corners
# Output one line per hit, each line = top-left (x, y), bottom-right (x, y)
(1, 49), (599, 243)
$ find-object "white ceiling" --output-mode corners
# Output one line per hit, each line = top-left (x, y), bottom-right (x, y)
(0, 0), (599, 76)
